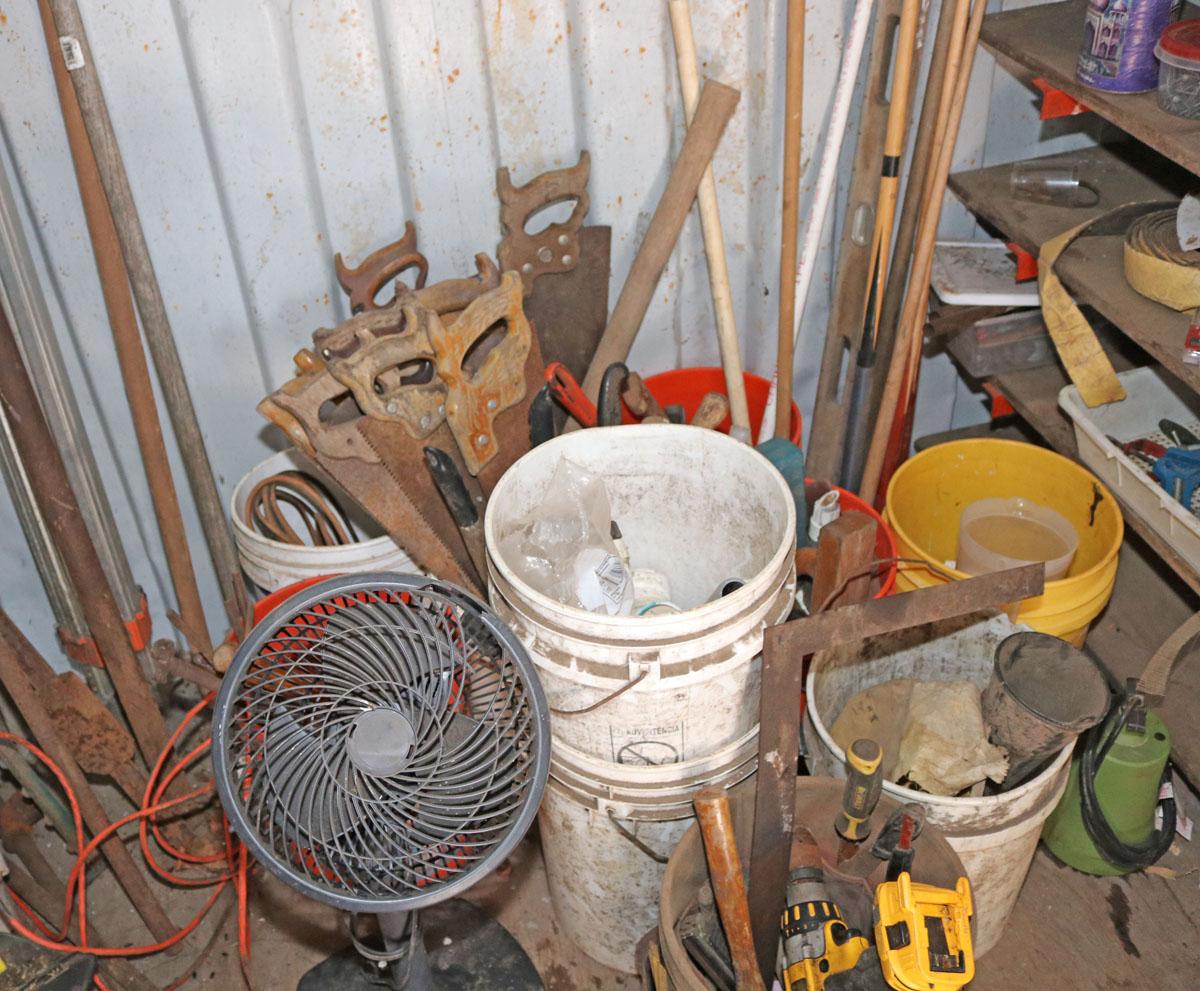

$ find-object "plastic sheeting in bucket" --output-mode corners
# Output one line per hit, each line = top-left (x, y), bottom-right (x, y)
(803, 612), (1072, 957)
(484, 424), (796, 764)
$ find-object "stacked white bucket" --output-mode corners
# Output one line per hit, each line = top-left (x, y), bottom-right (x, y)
(485, 425), (796, 973)
(232, 449), (419, 593)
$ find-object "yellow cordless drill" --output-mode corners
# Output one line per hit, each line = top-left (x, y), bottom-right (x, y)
(780, 825), (869, 991)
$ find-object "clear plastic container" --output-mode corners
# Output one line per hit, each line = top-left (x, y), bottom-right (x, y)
(955, 497), (1078, 582)
(948, 309), (1054, 378)
(1156, 20), (1200, 120)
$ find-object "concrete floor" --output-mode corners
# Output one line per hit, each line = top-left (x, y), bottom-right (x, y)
(36, 823), (632, 990)
(16, 778), (1200, 990)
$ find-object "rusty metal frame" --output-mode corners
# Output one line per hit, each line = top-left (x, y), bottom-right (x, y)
(747, 563), (1045, 979)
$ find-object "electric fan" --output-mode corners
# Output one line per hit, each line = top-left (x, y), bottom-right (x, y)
(212, 573), (550, 989)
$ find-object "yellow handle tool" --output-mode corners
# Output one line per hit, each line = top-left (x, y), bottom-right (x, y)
(836, 738), (883, 861)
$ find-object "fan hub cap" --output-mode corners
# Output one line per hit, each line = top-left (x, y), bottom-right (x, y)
(347, 707), (416, 777)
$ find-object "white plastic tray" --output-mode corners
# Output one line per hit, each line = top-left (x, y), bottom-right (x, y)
(931, 240), (1040, 307)
(1059, 366), (1200, 573)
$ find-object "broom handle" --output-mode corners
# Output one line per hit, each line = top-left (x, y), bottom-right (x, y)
(860, 0), (982, 504)
(668, 0), (752, 439)
(791, 0), (875, 352)
(863, 0), (921, 348)
(774, 0), (806, 439)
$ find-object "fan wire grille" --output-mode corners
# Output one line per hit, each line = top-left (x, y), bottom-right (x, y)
(216, 580), (543, 909)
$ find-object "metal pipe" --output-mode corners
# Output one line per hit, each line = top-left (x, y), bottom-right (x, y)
(0, 157), (130, 704)
(35, 0), (213, 656)
(0, 303), (170, 767)
(46, 0), (242, 624)
(0, 610), (175, 940)
(0, 161), (139, 624)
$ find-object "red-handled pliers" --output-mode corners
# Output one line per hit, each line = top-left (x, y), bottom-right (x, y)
(544, 362), (598, 428)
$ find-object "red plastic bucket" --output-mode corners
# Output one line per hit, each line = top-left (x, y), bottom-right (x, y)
(637, 367), (803, 446)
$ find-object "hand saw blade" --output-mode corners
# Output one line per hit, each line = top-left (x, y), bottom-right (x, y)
(523, 226), (611, 384)
(312, 423), (482, 594)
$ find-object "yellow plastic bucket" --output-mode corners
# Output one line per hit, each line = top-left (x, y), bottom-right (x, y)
(884, 440), (1123, 646)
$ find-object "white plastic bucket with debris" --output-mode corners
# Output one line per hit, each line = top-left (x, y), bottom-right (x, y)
(232, 449), (418, 593)
(802, 612), (1073, 957)
(538, 730), (758, 973)
(484, 424), (796, 764)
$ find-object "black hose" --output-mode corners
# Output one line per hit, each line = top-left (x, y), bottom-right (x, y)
(1077, 704), (1175, 872)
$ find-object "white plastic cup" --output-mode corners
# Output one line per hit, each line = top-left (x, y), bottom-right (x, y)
(956, 496), (1078, 582)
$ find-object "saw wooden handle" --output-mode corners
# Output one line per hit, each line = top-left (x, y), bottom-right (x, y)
(694, 786), (767, 991)
(581, 80), (740, 403)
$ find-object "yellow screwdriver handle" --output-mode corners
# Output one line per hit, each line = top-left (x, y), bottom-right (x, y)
(836, 738), (883, 842)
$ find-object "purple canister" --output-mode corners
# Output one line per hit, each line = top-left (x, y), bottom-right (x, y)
(1078, 0), (1180, 92)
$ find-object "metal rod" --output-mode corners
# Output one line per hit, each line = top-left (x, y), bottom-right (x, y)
(46, 0), (241, 624)
(0, 610), (175, 940)
(0, 303), (170, 766)
(0, 161), (139, 622)
(0, 154), (128, 705)
(35, 0), (213, 655)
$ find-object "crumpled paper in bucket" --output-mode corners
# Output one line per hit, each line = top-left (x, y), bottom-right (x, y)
(832, 679), (1009, 796)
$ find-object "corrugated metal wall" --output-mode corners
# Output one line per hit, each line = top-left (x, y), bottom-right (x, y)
(0, 0), (1095, 665)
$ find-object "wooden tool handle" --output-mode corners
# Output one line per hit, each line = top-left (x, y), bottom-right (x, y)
(668, 0), (752, 436)
(692, 391), (730, 430)
(622, 370), (666, 420)
(581, 80), (740, 402)
(694, 786), (768, 991)
(774, 0), (806, 439)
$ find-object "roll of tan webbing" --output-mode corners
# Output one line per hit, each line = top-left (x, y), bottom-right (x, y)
(1124, 208), (1200, 311)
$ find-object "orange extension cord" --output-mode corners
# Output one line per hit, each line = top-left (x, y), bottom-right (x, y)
(0, 693), (251, 990)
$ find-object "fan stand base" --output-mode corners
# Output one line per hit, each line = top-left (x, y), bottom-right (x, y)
(297, 899), (543, 991)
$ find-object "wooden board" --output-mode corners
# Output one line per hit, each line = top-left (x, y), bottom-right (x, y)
(948, 144), (1200, 392)
(981, 0), (1200, 178)
(973, 836), (1200, 990)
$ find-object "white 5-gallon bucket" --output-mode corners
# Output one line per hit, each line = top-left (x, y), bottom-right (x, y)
(232, 450), (418, 592)
(485, 425), (796, 764)
(539, 732), (757, 973)
(803, 612), (1072, 957)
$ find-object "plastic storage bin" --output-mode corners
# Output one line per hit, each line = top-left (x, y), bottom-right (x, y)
(1156, 19), (1200, 119)
(948, 309), (1054, 378)
(1059, 365), (1200, 573)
